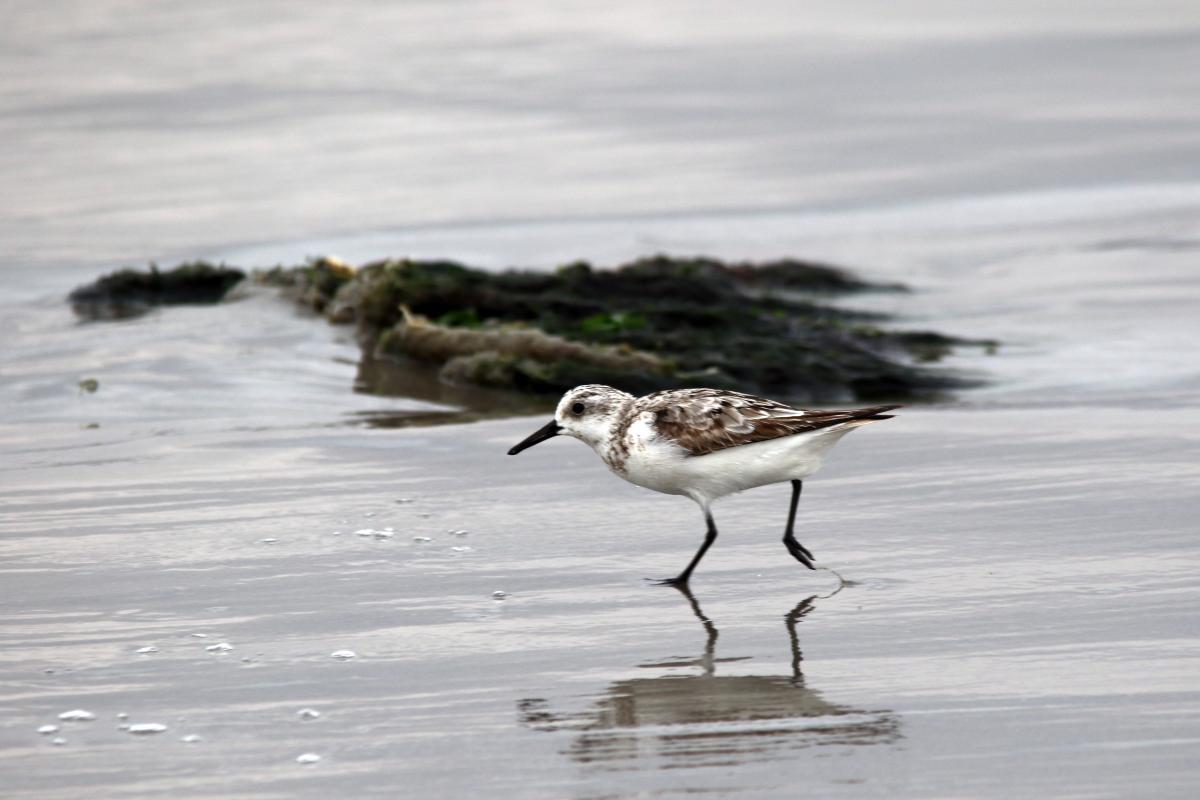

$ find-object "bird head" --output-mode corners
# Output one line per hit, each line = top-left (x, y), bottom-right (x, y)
(507, 385), (633, 455)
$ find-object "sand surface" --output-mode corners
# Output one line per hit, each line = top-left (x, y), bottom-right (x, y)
(3, 387), (1199, 798)
(3, 2), (1200, 796)
(4, 192), (1200, 796)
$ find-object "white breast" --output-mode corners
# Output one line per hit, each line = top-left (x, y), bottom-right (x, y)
(611, 415), (693, 496)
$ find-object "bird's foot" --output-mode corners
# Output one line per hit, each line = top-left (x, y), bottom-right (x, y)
(784, 539), (817, 570)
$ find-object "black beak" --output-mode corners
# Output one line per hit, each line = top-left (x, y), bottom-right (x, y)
(507, 419), (562, 455)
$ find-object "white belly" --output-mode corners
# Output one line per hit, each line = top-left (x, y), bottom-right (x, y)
(619, 423), (864, 503)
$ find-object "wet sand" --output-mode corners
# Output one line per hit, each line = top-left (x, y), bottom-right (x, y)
(3, 392), (1199, 798)
(3, 188), (1200, 798)
(3, 185), (1200, 798)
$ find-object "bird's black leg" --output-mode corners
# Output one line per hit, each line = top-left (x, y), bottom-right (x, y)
(783, 480), (817, 570)
(653, 511), (718, 587)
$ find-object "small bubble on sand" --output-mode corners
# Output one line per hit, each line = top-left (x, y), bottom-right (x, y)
(296, 753), (321, 764)
(51, 737), (67, 746)
(259, 538), (279, 544)
(451, 546), (472, 552)
(297, 708), (321, 720)
(492, 591), (508, 599)
(38, 725), (59, 735)
(58, 710), (95, 722)
(191, 633), (208, 638)
(453, 530), (469, 536)
(116, 712), (129, 720)
(412, 536), (432, 542)
(205, 642), (234, 653)
(395, 498), (412, 504)
(354, 528), (393, 539)
(364, 512), (376, 518)
(330, 649), (357, 660)
(331, 530), (342, 536)
(128, 723), (168, 735)
(181, 734), (202, 743)
(136, 646), (158, 654)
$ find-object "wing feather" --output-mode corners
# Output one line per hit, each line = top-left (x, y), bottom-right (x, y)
(636, 389), (899, 457)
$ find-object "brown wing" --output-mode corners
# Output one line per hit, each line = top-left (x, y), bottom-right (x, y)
(638, 389), (899, 457)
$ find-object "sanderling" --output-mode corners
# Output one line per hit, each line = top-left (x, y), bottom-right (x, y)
(508, 385), (898, 585)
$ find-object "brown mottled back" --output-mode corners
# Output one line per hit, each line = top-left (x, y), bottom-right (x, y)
(637, 389), (899, 457)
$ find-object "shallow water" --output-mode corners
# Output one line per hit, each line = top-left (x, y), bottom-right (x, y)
(4, 1), (1200, 277)
(3, 2), (1200, 798)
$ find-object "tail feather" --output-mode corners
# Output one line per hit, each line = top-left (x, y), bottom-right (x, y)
(837, 404), (901, 428)
(853, 404), (901, 419)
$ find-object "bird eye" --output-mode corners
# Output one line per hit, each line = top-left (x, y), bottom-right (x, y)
(571, 402), (586, 415)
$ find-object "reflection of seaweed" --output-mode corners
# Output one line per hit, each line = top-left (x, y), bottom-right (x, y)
(518, 588), (901, 771)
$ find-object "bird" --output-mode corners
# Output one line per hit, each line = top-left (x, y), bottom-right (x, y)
(507, 385), (899, 586)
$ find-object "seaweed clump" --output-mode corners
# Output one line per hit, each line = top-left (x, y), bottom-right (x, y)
(381, 307), (687, 396)
(276, 254), (987, 402)
(69, 262), (245, 320)
(256, 257), (356, 318)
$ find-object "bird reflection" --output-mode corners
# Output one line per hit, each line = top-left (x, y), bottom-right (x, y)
(519, 587), (900, 770)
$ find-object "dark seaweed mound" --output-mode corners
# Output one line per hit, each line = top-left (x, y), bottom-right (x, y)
(76, 255), (991, 403)
(69, 262), (245, 320)
(272, 255), (989, 402)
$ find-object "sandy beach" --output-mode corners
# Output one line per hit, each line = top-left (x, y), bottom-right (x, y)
(3, 1), (1200, 797)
